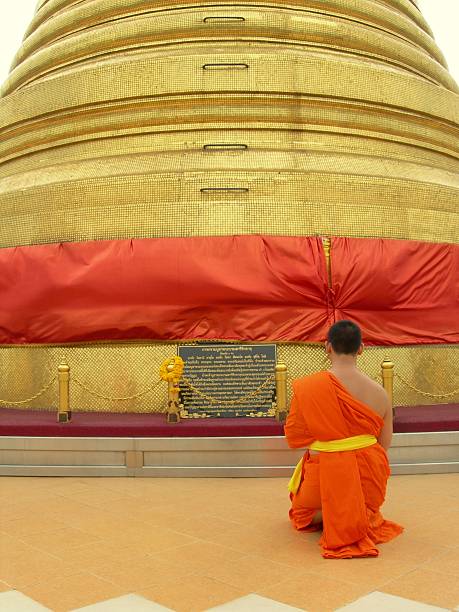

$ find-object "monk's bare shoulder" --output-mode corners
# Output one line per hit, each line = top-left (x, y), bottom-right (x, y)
(360, 371), (387, 394)
(358, 371), (390, 415)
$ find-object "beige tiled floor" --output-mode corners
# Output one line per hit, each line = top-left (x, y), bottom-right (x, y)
(0, 474), (458, 611)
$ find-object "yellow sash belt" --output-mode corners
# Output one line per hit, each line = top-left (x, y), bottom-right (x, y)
(288, 434), (377, 494)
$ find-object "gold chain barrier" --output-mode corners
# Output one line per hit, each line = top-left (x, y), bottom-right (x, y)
(59, 362), (164, 423)
(0, 375), (56, 406)
(72, 375), (163, 401)
(395, 373), (459, 399)
(181, 374), (275, 406)
(61, 361), (165, 422)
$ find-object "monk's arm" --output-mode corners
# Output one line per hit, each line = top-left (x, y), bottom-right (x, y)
(377, 390), (393, 450)
(284, 389), (309, 448)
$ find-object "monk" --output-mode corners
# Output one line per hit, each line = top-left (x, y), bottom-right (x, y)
(285, 320), (403, 558)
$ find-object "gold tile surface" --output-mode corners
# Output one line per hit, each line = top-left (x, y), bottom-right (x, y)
(0, 1), (457, 247)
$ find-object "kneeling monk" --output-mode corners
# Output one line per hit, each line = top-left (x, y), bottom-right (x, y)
(285, 320), (403, 559)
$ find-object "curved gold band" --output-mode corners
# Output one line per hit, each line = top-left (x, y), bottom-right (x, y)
(5, 9), (455, 96)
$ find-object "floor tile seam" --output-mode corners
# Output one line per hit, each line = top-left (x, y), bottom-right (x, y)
(101, 500), (180, 513)
(24, 492), (88, 501)
(27, 540), (135, 563)
(393, 533), (453, 548)
(109, 515), (208, 537)
(23, 522), (116, 538)
(53, 497), (141, 510)
(0, 572), (77, 594)
(275, 563), (394, 590)
(57, 567), (131, 590)
(218, 550), (310, 573)
(49, 490), (139, 504)
(338, 566), (442, 594)
(88, 550), (208, 573)
(181, 555), (308, 588)
(85, 565), (157, 590)
(0, 534), (79, 559)
(0, 522), (78, 538)
(173, 572), (254, 596)
(194, 516), (282, 531)
(413, 551), (459, 574)
(195, 569), (305, 592)
(191, 507), (280, 526)
(74, 523), (195, 540)
(2, 558), (104, 585)
(143, 546), (250, 569)
(2, 564), (93, 588)
(3, 513), (83, 531)
(182, 548), (259, 566)
(372, 564), (446, 593)
(0, 499), (60, 518)
(403, 566), (459, 581)
(408, 515), (459, 531)
(401, 532), (459, 548)
(121, 531), (203, 550)
(63, 483), (144, 495)
(0, 504), (71, 521)
(88, 568), (204, 592)
(0, 501), (43, 512)
(409, 542), (459, 551)
(135, 520), (238, 534)
(205, 499), (289, 512)
(254, 561), (370, 591)
(13, 531), (106, 553)
(65, 498), (141, 510)
(280, 556), (426, 587)
(147, 535), (221, 554)
(252, 548), (325, 573)
(399, 543), (459, 561)
(170, 512), (249, 529)
(10, 507), (110, 520)
(0, 551), (80, 576)
(105, 498), (171, 518)
(159, 534), (257, 557)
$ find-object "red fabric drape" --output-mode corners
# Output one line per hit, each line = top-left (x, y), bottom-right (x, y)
(0, 235), (328, 344)
(0, 235), (456, 345)
(331, 237), (459, 345)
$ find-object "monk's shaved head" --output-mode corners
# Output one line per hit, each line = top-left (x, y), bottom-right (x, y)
(327, 320), (362, 355)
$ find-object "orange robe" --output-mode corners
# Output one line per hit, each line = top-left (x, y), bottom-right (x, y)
(285, 371), (403, 558)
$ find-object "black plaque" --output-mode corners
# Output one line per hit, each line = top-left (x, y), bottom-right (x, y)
(178, 344), (277, 418)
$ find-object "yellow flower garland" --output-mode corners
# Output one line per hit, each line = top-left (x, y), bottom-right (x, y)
(159, 356), (185, 383)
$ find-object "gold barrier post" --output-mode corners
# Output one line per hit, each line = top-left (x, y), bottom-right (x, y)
(275, 361), (288, 423)
(381, 358), (394, 414)
(167, 363), (181, 423)
(57, 362), (71, 423)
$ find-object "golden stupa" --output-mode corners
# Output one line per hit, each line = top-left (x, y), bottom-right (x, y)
(0, 0), (457, 413)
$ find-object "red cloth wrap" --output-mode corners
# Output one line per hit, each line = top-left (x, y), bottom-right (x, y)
(0, 235), (456, 345)
(331, 237), (459, 345)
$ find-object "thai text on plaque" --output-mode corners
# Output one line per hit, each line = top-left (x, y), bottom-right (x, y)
(178, 344), (276, 418)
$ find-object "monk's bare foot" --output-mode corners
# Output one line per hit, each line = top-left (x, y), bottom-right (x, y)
(311, 510), (323, 524)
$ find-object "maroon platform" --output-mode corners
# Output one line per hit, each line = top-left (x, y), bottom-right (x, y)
(392, 404), (459, 433)
(0, 405), (458, 437)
